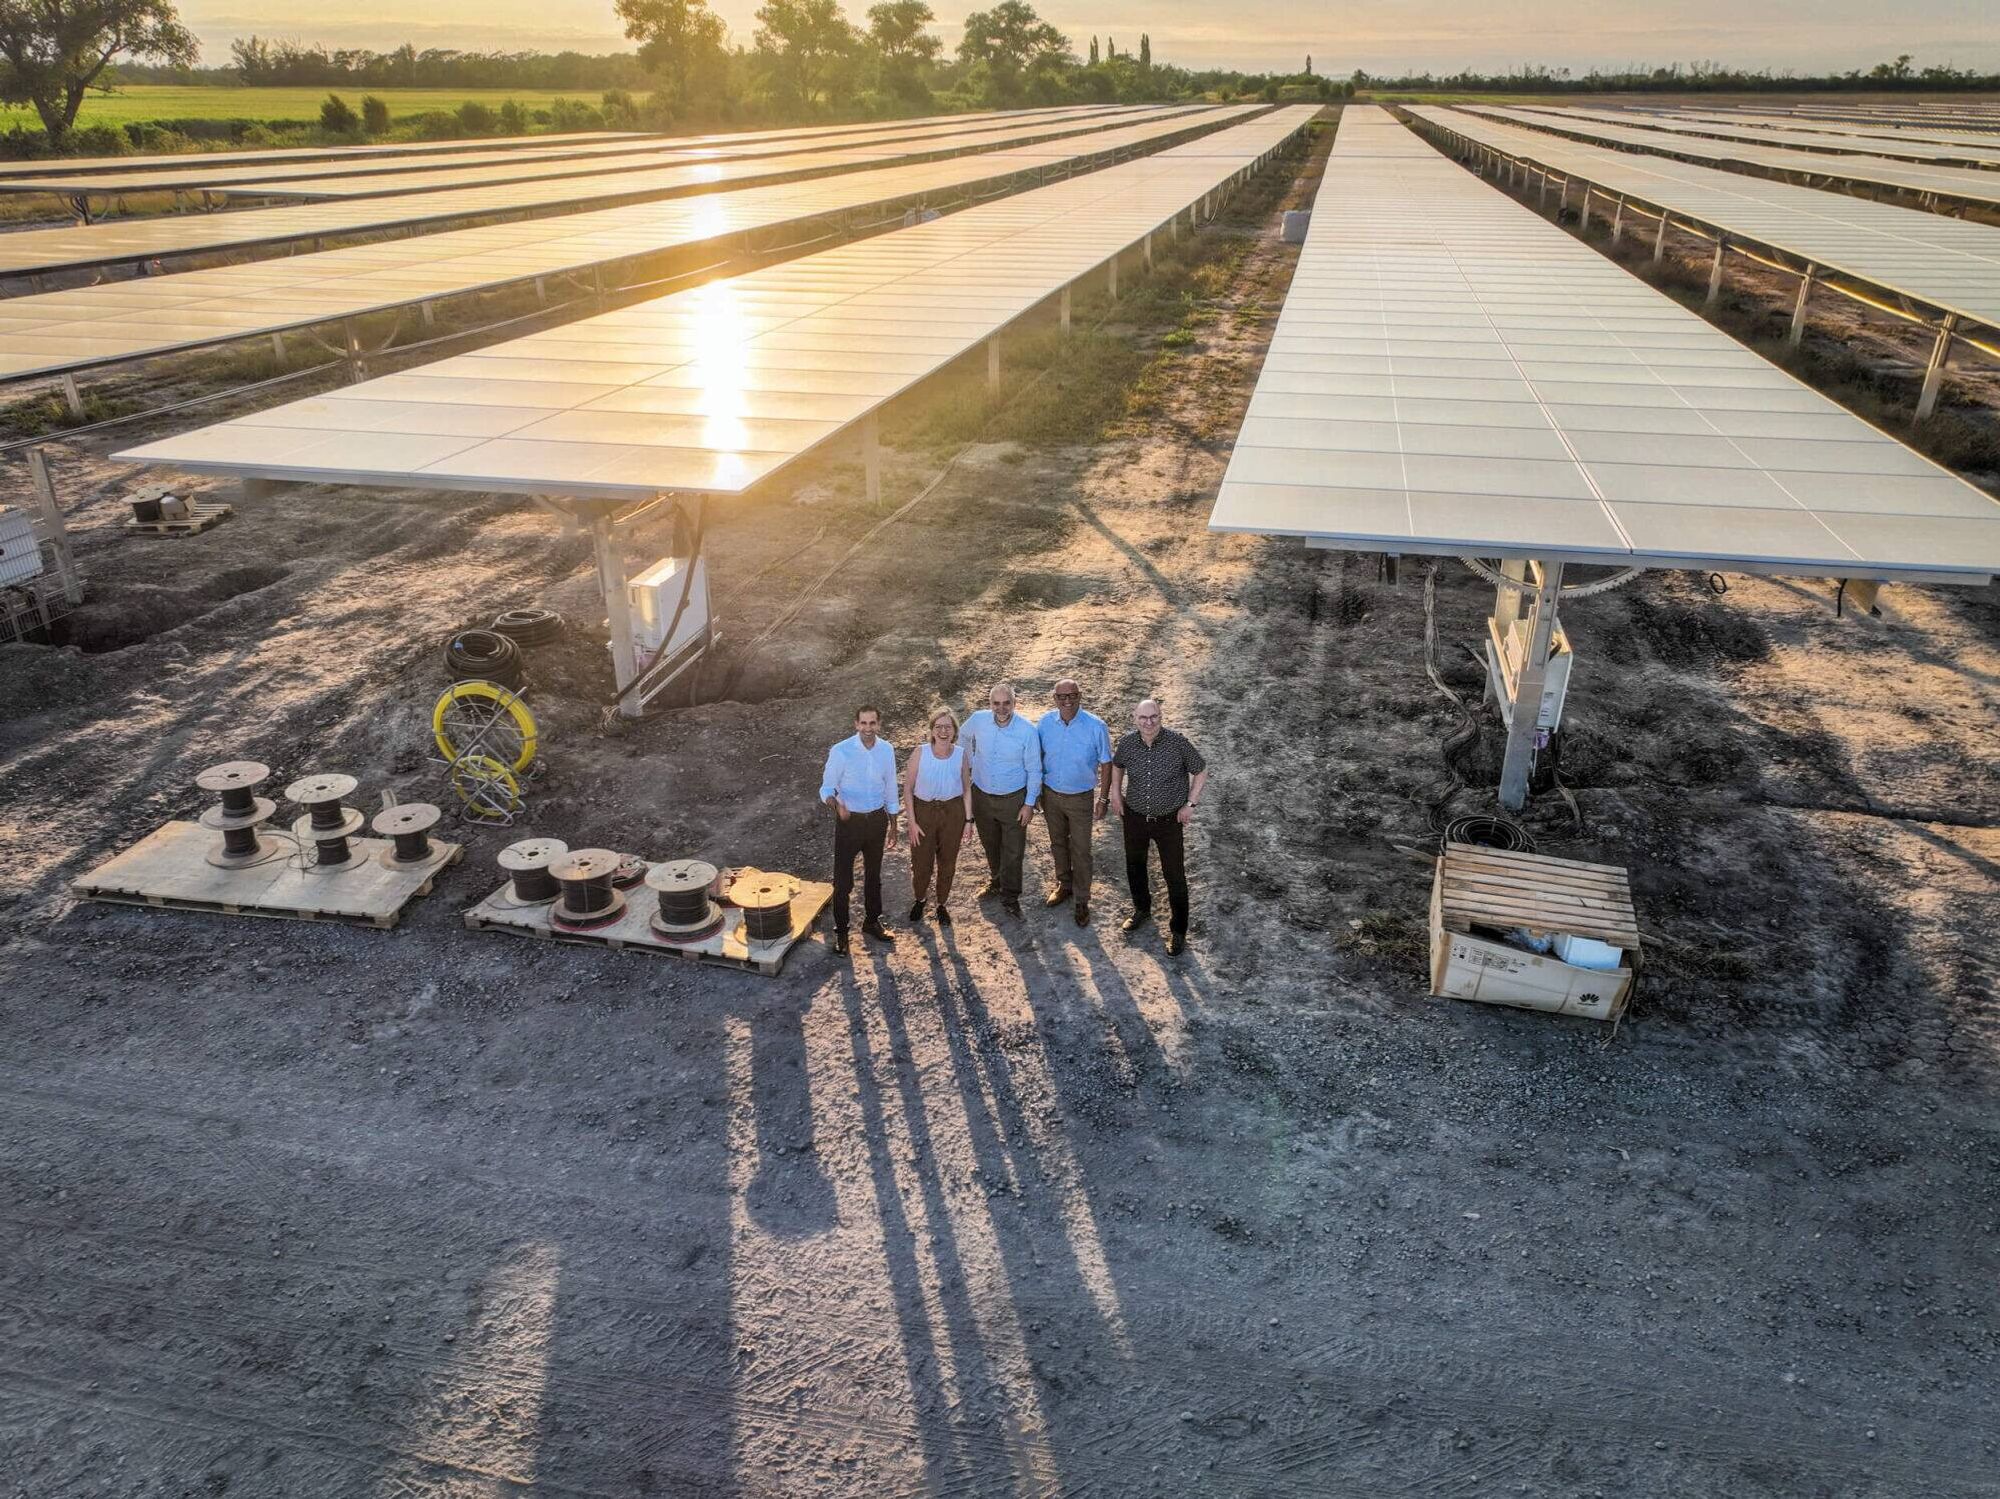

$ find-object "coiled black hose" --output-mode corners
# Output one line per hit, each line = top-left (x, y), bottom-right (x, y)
(491, 607), (563, 646)
(444, 628), (523, 688)
(1442, 814), (1535, 854)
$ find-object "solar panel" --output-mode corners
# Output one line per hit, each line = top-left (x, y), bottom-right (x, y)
(1206, 109), (2000, 585)
(1596, 105), (2000, 154)
(0, 105), (1135, 201)
(1410, 108), (2000, 338)
(0, 131), (655, 180)
(0, 106), (1209, 284)
(1470, 106), (2000, 211)
(0, 109), (1261, 383)
(115, 109), (1319, 500)
(1516, 105), (2000, 168)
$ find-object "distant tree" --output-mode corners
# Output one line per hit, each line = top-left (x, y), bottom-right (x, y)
(755, 0), (861, 107)
(959, 0), (1065, 72)
(615, 0), (727, 110)
(1105, 36), (1114, 59)
(498, 97), (527, 132)
(456, 99), (496, 132)
(1087, 34), (1097, 65)
(361, 93), (390, 133)
(1139, 33), (1149, 69)
(318, 92), (359, 133)
(867, 0), (937, 98)
(0, 0), (197, 137)
(1260, 78), (1278, 102)
(1304, 53), (1312, 75)
(1869, 52), (1915, 80)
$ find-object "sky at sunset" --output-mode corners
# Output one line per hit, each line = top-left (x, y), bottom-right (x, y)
(175, 0), (2000, 75)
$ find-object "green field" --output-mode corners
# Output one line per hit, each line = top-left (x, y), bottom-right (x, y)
(5, 86), (638, 129)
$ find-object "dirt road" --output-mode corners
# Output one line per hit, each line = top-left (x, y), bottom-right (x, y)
(2, 122), (1997, 1498)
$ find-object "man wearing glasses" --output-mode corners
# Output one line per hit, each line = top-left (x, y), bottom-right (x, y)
(1035, 678), (1114, 926)
(1109, 698), (1208, 956)
(960, 682), (1042, 919)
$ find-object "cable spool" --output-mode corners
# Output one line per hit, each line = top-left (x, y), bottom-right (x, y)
(1442, 814), (1535, 854)
(372, 802), (441, 867)
(549, 848), (627, 930)
(286, 772), (365, 869)
(646, 859), (722, 941)
(496, 838), (566, 903)
(490, 607), (564, 646)
(611, 854), (649, 890)
(195, 760), (279, 868)
(445, 628), (523, 689)
(730, 872), (801, 944)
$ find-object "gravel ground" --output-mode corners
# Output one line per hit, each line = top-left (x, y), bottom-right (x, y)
(1, 120), (1998, 1499)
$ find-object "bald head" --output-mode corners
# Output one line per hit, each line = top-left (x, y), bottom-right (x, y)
(1134, 699), (1162, 740)
(1053, 678), (1081, 721)
(988, 681), (1016, 725)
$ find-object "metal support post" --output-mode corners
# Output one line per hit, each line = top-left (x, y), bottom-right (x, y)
(1916, 314), (1960, 422)
(1143, 232), (1153, 271)
(1107, 254), (1119, 298)
(1497, 561), (1563, 812)
(592, 511), (642, 721)
(862, 411), (881, 504)
(1705, 239), (1727, 308)
(58, 374), (84, 422)
(25, 448), (83, 605)
(1788, 267), (1816, 349)
(534, 277), (547, 304)
(1059, 284), (1071, 336)
(987, 338), (1000, 391)
(1611, 196), (1625, 245)
(1559, 178), (1571, 213)
(1652, 213), (1670, 265)
(1579, 187), (1592, 231)
(1538, 171), (1549, 208)
(269, 332), (285, 362)
(419, 300), (436, 330)
(342, 319), (364, 382)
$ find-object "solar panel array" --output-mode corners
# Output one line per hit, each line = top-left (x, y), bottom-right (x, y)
(1590, 105), (2000, 154)
(117, 109), (1318, 500)
(1472, 106), (2000, 211)
(1207, 109), (2000, 583)
(0, 104), (1130, 201)
(0, 108), (1258, 382)
(0, 105), (1208, 281)
(1516, 105), (2000, 168)
(1411, 107), (2000, 335)
(0, 130), (655, 180)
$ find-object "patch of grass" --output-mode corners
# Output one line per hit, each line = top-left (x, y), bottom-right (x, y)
(884, 327), (1150, 450)
(0, 388), (143, 438)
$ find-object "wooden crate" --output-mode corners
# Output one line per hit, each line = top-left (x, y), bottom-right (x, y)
(463, 862), (830, 978)
(73, 819), (461, 929)
(1429, 843), (1639, 1022)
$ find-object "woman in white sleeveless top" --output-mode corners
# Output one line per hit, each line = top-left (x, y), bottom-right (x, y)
(902, 707), (973, 925)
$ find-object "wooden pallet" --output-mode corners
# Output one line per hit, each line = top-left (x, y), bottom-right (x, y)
(463, 863), (830, 977)
(73, 819), (461, 929)
(125, 503), (232, 537)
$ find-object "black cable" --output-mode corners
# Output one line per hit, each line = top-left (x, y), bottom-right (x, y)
(490, 607), (563, 646)
(445, 628), (523, 688)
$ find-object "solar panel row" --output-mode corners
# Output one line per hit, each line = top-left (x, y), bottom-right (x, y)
(0, 105), (1133, 200)
(116, 109), (1320, 500)
(1589, 105), (2000, 155)
(1207, 108), (2000, 583)
(1516, 105), (2000, 169)
(1410, 108), (2000, 338)
(0, 130), (657, 180)
(0, 108), (1261, 382)
(0, 105), (1209, 283)
(1471, 106), (2000, 212)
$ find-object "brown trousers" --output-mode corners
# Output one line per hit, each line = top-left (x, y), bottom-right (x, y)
(1040, 789), (1098, 902)
(909, 796), (968, 905)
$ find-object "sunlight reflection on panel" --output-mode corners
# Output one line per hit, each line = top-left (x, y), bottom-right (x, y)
(683, 279), (755, 450)
(372, 1240), (561, 1495)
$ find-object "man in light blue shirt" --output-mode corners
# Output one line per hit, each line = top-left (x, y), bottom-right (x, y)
(818, 704), (900, 954)
(959, 681), (1041, 917)
(1035, 677), (1114, 925)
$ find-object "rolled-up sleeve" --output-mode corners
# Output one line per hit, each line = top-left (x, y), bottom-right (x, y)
(818, 743), (842, 803)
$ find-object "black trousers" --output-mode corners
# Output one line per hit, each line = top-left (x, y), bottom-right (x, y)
(831, 808), (888, 932)
(1122, 810), (1189, 934)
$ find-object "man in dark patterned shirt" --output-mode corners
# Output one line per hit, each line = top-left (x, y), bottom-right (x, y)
(1109, 698), (1209, 955)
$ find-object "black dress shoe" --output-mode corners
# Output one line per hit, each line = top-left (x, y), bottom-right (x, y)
(1165, 931), (1186, 956)
(1043, 886), (1072, 907)
(1075, 904), (1090, 927)
(831, 930), (850, 956)
(1001, 898), (1022, 918)
(1121, 910), (1151, 934)
(935, 907), (952, 927)
(909, 899), (926, 921)
(863, 919), (896, 945)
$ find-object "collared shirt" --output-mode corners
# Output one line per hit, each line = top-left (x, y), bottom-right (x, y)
(1036, 708), (1113, 796)
(1113, 727), (1207, 818)
(819, 733), (900, 814)
(960, 710), (1042, 804)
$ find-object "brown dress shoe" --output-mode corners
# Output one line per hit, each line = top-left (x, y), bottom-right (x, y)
(1165, 931), (1186, 956)
(1074, 905), (1090, 927)
(1043, 886), (1072, 907)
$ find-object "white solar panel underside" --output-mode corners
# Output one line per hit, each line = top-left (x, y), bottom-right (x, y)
(0, 131), (650, 180)
(0, 109), (1257, 381)
(116, 109), (1317, 499)
(1519, 105), (2000, 167)
(1207, 109), (2000, 584)
(0, 107), (1084, 196)
(0, 106), (1205, 279)
(1412, 108), (2000, 334)
(1615, 106), (2000, 153)
(1472, 106), (2000, 210)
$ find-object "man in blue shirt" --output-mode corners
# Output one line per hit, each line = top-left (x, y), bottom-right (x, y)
(818, 704), (900, 954)
(959, 681), (1041, 918)
(1035, 677), (1114, 926)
